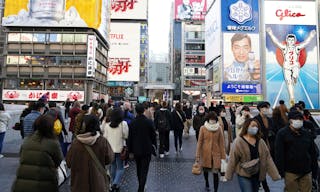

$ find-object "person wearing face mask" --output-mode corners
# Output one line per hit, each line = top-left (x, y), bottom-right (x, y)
(275, 110), (318, 192)
(226, 118), (280, 192)
(235, 106), (252, 137)
(218, 108), (233, 155)
(183, 102), (193, 137)
(193, 105), (207, 141)
(195, 112), (226, 192)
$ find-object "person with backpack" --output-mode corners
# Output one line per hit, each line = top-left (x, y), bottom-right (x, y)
(154, 101), (172, 158)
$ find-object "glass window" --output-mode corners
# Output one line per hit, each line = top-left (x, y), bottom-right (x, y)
(73, 80), (84, 90)
(74, 34), (87, 43)
(20, 56), (31, 64)
(59, 79), (73, 89)
(31, 56), (46, 65)
(8, 33), (20, 41)
(62, 34), (74, 43)
(20, 33), (33, 42)
(6, 56), (19, 64)
(46, 79), (58, 89)
(73, 56), (86, 65)
(20, 79), (44, 89)
(4, 79), (18, 89)
(33, 33), (46, 42)
(49, 34), (62, 42)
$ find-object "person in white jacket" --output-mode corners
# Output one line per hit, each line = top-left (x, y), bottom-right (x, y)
(101, 108), (128, 192)
(0, 103), (11, 158)
(235, 106), (252, 137)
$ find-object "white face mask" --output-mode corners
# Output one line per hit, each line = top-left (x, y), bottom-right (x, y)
(247, 126), (259, 135)
(209, 120), (216, 124)
(291, 120), (303, 129)
(220, 112), (226, 117)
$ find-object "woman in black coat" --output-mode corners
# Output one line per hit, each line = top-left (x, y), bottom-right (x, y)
(171, 102), (186, 153)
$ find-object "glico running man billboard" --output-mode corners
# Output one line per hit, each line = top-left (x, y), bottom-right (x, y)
(265, 1), (319, 109)
(2, 0), (111, 42)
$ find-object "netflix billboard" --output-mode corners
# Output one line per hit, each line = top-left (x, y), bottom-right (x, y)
(108, 22), (140, 82)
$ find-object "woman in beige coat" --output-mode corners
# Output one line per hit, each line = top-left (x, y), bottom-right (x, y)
(195, 112), (226, 192)
(226, 118), (280, 192)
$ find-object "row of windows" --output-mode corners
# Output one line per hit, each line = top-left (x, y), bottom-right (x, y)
(185, 55), (205, 64)
(6, 55), (87, 65)
(4, 79), (85, 90)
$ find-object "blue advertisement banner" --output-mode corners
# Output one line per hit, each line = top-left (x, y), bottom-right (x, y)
(222, 83), (261, 94)
(265, 24), (318, 109)
(221, 0), (259, 33)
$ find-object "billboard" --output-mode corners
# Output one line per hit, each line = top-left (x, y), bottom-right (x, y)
(265, 1), (319, 109)
(175, 0), (207, 21)
(2, 90), (84, 101)
(108, 22), (140, 82)
(86, 35), (96, 77)
(2, 0), (111, 42)
(111, 0), (147, 20)
(205, 0), (221, 64)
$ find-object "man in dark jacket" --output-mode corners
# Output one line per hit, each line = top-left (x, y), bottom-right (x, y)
(154, 101), (172, 158)
(183, 102), (192, 137)
(275, 110), (317, 192)
(128, 103), (157, 192)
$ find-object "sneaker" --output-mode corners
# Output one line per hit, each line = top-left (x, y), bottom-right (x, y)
(165, 151), (170, 156)
(179, 147), (183, 152)
(0, 154), (3, 159)
(159, 154), (164, 158)
(124, 163), (129, 169)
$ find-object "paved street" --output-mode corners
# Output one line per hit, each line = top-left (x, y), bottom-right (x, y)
(0, 116), (285, 192)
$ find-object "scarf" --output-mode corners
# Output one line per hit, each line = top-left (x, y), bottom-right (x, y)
(204, 121), (220, 132)
(76, 131), (100, 146)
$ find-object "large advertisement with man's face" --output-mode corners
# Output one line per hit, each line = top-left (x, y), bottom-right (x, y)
(108, 22), (140, 82)
(265, 1), (319, 109)
(175, 0), (207, 21)
(221, 0), (261, 97)
(2, 0), (111, 42)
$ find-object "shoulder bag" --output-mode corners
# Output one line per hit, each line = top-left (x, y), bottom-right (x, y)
(83, 144), (109, 184)
(240, 139), (260, 175)
(192, 161), (202, 175)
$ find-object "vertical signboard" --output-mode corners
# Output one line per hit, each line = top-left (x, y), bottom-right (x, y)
(86, 35), (96, 77)
(265, 1), (318, 108)
(205, 0), (221, 64)
(111, 0), (147, 20)
(175, 0), (207, 21)
(221, 0), (261, 97)
(108, 22), (140, 82)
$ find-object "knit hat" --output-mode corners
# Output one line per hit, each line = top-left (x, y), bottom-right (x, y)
(288, 110), (303, 120)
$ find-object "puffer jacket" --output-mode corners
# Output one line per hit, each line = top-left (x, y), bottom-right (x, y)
(12, 131), (63, 192)
(0, 111), (11, 133)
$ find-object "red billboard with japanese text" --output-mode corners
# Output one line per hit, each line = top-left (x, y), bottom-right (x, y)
(108, 22), (140, 82)
(175, 0), (206, 21)
(111, 0), (147, 20)
(2, 90), (84, 101)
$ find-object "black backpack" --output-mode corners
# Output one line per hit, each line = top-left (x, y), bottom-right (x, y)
(157, 110), (169, 131)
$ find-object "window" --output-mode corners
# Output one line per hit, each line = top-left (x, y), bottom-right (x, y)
(4, 79), (18, 89)
(46, 79), (59, 89)
(62, 34), (74, 43)
(6, 56), (19, 64)
(19, 56), (31, 64)
(74, 34), (87, 43)
(31, 56), (45, 65)
(20, 33), (33, 42)
(8, 33), (20, 42)
(49, 34), (62, 42)
(20, 79), (44, 89)
(33, 33), (46, 42)
(59, 80), (73, 89)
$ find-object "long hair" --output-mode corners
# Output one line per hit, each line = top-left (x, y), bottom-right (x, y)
(279, 105), (289, 124)
(239, 118), (262, 140)
(33, 114), (55, 139)
(109, 108), (124, 128)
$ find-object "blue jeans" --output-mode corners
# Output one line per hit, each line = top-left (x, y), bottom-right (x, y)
(0, 132), (5, 154)
(111, 153), (125, 185)
(238, 175), (260, 192)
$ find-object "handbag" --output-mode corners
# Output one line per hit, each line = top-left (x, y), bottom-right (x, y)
(192, 162), (202, 175)
(12, 122), (22, 130)
(240, 158), (260, 175)
(57, 160), (68, 186)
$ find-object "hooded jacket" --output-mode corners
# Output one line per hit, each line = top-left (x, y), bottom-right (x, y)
(66, 132), (114, 192)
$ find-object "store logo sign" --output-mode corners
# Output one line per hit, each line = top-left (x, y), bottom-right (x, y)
(275, 9), (306, 21)
(229, 0), (252, 24)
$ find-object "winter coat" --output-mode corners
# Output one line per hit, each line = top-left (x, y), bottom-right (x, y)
(102, 121), (129, 153)
(171, 109), (186, 131)
(226, 136), (280, 181)
(195, 122), (226, 169)
(0, 111), (11, 133)
(12, 131), (63, 192)
(68, 107), (81, 132)
(66, 133), (114, 192)
(192, 113), (206, 131)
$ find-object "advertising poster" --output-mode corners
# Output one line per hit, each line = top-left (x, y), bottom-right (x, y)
(265, 1), (318, 108)
(86, 35), (96, 77)
(108, 22), (140, 82)
(111, 0), (147, 20)
(140, 23), (148, 69)
(2, 90), (84, 101)
(174, 0), (207, 21)
(2, 0), (111, 42)
(205, 0), (221, 64)
(221, 0), (261, 97)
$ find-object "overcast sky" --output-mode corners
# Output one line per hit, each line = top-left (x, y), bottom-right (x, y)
(148, 0), (173, 55)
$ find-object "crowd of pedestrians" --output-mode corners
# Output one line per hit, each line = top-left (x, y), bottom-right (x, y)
(4, 96), (320, 192)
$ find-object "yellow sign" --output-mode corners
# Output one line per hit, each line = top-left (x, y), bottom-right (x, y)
(224, 95), (263, 102)
(2, 0), (111, 42)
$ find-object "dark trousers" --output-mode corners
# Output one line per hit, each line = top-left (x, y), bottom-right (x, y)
(174, 129), (183, 151)
(159, 130), (170, 154)
(135, 155), (151, 192)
